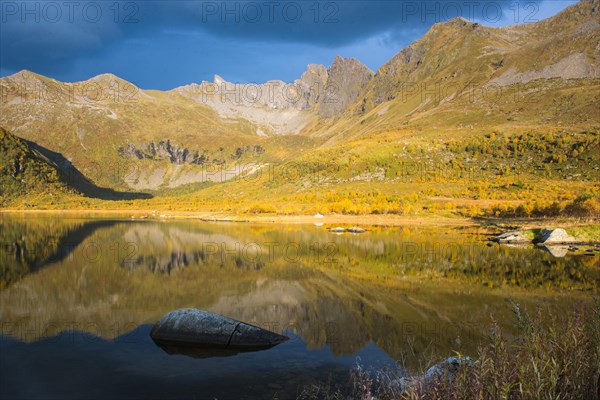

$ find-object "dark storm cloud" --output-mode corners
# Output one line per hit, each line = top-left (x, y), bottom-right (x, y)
(167, 0), (516, 44)
(0, 0), (572, 88)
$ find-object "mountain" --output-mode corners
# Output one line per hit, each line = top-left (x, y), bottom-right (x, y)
(0, 55), (376, 192)
(313, 0), (599, 143)
(0, 0), (598, 210)
(0, 70), (279, 191)
(170, 55), (373, 132)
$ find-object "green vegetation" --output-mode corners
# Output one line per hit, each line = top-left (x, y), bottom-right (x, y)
(1, 126), (599, 233)
(0, 127), (75, 206)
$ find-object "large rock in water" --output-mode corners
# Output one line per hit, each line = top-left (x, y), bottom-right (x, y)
(150, 309), (288, 358)
(539, 228), (578, 244)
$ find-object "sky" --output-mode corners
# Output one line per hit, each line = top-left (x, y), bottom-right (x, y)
(0, 0), (578, 90)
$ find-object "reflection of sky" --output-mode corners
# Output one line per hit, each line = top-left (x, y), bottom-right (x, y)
(0, 0), (577, 89)
(0, 327), (396, 399)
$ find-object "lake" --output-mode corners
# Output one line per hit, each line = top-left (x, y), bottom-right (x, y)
(0, 214), (597, 399)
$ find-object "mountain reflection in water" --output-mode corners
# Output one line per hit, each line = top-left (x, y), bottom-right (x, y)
(0, 215), (597, 399)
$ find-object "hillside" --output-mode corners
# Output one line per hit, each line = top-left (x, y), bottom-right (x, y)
(0, 0), (598, 214)
(0, 127), (75, 205)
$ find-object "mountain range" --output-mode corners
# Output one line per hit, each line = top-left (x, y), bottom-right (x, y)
(0, 0), (598, 211)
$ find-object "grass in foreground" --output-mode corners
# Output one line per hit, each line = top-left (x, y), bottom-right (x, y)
(298, 301), (600, 400)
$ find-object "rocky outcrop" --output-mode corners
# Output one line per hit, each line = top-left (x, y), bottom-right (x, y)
(233, 145), (265, 159)
(119, 141), (208, 164)
(487, 53), (599, 87)
(119, 141), (264, 165)
(150, 308), (289, 358)
(318, 56), (374, 117)
(295, 64), (329, 110)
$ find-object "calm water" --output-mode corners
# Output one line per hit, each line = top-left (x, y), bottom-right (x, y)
(0, 214), (598, 399)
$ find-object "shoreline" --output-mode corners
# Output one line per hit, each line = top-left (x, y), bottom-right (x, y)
(1, 209), (598, 230)
(0, 209), (475, 227)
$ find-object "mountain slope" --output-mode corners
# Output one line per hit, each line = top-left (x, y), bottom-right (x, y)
(0, 127), (75, 205)
(0, 70), (286, 191)
(306, 0), (599, 143)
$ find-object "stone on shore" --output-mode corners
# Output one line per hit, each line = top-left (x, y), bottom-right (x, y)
(538, 228), (578, 244)
(490, 231), (531, 244)
(424, 356), (473, 383)
(391, 356), (474, 393)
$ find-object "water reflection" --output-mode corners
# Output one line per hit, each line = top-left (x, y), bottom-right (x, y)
(155, 343), (273, 359)
(2, 326), (384, 400)
(0, 215), (597, 399)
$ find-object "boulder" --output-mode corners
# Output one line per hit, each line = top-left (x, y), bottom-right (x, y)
(329, 227), (346, 233)
(150, 309), (288, 356)
(538, 228), (578, 244)
(347, 227), (367, 233)
(424, 356), (473, 383)
(391, 356), (473, 393)
(490, 231), (531, 244)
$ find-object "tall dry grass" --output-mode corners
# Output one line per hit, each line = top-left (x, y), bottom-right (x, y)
(298, 301), (600, 400)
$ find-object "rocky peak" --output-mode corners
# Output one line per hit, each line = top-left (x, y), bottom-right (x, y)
(8, 69), (38, 80)
(318, 56), (374, 117)
(294, 64), (329, 110)
(4, 70), (50, 88)
(306, 64), (328, 76)
(444, 16), (472, 27)
(170, 58), (372, 116)
(329, 56), (373, 77)
(213, 74), (227, 85)
(88, 73), (121, 81)
(84, 73), (138, 90)
(299, 64), (328, 86)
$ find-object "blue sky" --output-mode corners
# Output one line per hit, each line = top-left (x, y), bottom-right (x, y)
(0, 0), (578, 90)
